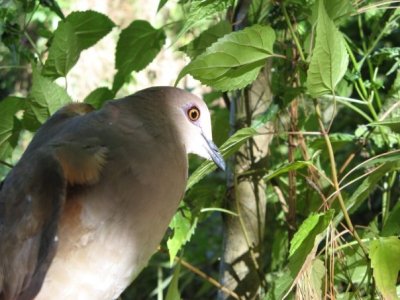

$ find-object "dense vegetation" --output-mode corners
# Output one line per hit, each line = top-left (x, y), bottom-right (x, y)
(1, 0), (399, 299)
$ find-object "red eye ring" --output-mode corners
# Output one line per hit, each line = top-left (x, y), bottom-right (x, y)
(187, 106), (200, 121)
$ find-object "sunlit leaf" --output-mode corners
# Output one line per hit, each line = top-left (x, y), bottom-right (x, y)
(369, 236), (400, 300)
(177, 25), (276, 91)
(167, 208), (197, 265)
(306, 0), (349, 97)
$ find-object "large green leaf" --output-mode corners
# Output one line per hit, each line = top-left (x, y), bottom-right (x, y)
(180, 20), (231, 59)
(66, 11), (115, 50)
(113, 20), (166, 92)
(306, 0), (349, 97)
(30, 67), (72, 123)
(0, 97), (25, 160)
(186, 127), (257, 190)
(43, 11), (115, 78)
(176, 25), (276, 91)
(369, 236), (400, 300)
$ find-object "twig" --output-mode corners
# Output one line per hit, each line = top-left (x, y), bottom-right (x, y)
(175, 257), (241, 300)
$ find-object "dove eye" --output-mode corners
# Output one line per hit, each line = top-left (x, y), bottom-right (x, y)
(187, 106), (200, 122)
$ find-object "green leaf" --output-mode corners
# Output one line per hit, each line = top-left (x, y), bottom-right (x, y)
(165, 263), (181, 300)
(167, 208), (197, 264)
(267, 211), (334, 299)
(113, 20), (166, 92)
(39, 0), (65, 19)
(42, 21), (79, 78)
(30, 67), (72, 123)
(22, 105), (42, 132)
(334, 161), (400, 225)
(177, 0), (234, 39)
(369, 118), (400, 133)
(289, 210), (334, 275)
(43, 11), (115, 78)
(306, 0), (349, 98)
(157, 0), (168, 12)
(382, 201), (400, 236)
(176, 25), (276, 91)
(362, 150), (400, 168)
(0, 97), (25, 160)
(66, 11), (115, 50)
(323, 0), (355, 21)
(181, 20), (231, 59)
(263, 161), (313, 182)
(310, 0), (355, 24)
(265, 269), (293, 300)
(83, 87), (114, 109)
(186, 127), (257, 190)
(369, 236), (400, 300)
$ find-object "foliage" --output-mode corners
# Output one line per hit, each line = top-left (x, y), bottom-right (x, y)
(1, 0), (400, 299)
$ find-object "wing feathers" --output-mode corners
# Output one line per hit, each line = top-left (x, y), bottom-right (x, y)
(0, 102), (103, 300)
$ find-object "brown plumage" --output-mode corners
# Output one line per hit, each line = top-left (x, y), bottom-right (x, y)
(0, 87), (224, 300)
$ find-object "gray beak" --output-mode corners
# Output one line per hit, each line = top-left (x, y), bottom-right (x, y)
(202, 133), (226, 171)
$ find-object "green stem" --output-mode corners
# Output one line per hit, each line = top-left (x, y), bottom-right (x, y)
(24, 32), (43, 65)
(314, 99), (369, 256)
(281, 3), (306, 61)
(344, 41), (369, 100)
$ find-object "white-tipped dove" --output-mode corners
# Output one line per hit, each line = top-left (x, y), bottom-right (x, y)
(0, 86), (225, 300)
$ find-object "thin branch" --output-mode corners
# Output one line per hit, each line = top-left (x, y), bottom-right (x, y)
(176, 257), (241, 300)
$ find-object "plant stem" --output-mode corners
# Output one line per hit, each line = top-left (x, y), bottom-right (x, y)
(176, 257), (241, 300)
(281, 3), (306, 61)
(314, 99), (369, 256)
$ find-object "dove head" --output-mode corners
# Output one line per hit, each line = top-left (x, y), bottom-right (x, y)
(134, 87), (225, 171)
